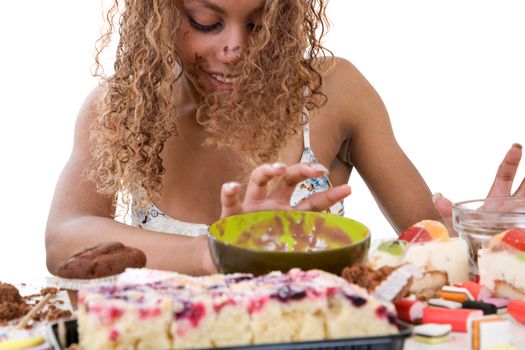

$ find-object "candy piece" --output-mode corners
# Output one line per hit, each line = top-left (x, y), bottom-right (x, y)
(501, 228), (525, 251)
(394, 299), (425, 324)
(456, 281), (492, 301)
(468, 315), (511, 350)
(413, 323), (451, 345)
(462, 301), (497, 315)
(428, 298), (462, 309)
(508, 299), (525, 324)
(441, 285), (474, 303)
(481, 297), (508, 314)
(423, 307), (482, 332)
(0, 336), (45, 350)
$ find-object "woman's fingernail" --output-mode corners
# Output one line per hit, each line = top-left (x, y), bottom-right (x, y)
(432, 192), (443, 204)
(223, 182), (240, 190)
(513, 143), (522, 150)
(312, 163), (329, 174)
(271, 162), (286, 169)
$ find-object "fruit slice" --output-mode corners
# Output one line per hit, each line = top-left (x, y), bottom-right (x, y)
(399, 226), (433, 243)
(417, 220), (449, 242)
(501, 228), (525, 252)
(488, 232), (506, 251)
(399, 220), (449, 243)
(378, 240), (407, 256)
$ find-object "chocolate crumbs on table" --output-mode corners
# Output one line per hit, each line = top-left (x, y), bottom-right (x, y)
(0, 282), (72, 328)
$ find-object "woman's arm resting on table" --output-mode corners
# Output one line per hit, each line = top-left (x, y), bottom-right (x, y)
(45, 88), (216, 276)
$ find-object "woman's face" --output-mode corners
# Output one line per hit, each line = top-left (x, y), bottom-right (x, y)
(176, 0), (264, 95)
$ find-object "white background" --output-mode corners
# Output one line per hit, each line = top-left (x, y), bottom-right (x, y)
(0, 1), (524, 280)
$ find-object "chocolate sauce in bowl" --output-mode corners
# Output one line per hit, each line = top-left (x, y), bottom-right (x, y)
(235, 212), (353, 252)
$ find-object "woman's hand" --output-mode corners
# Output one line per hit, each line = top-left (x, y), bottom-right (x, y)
(434, 143), (524, 225)
(220, 162), (351, 218)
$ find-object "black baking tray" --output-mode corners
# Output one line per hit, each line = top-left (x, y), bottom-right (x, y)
(47, 318), (412, 350)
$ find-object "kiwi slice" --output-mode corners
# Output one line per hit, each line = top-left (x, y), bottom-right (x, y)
(377, 240), (407, 256)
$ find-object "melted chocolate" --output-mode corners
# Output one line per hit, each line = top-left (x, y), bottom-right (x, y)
(235, 213), (353, 252)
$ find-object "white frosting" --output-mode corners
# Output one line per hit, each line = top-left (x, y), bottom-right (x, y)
(372, 264), (421, 302)
(478, 249), (525, 292)
(368, 238), (470, 285)
(402, 238), (469, 284)
(367, 251), (403, 269)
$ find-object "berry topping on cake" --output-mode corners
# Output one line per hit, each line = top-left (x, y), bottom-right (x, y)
(377, 240), (407, 256)
(77, 269), (399, 349)
(399, 220), (449, 243)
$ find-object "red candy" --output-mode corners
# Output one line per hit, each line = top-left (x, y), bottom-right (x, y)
(423, 307), (483, 332)
(394, 299), (425, 324)
(508, 300), (525, 324)
(455, 281), (492, 301)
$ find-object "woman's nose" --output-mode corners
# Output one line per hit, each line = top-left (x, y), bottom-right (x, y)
(218, 27), (247, 64)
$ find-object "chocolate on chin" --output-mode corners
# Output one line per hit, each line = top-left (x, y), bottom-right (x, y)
(55, 242), (147, 279)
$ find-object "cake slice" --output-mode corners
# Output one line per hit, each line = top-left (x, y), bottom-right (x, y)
(77, 269), (398, 349)
(368, 220), (469, 299)
(478, 228), (525, 300)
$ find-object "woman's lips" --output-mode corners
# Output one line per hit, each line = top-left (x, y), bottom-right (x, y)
(202, 69), (238, 90)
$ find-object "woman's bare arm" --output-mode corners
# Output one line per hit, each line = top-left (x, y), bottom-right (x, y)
(329, 58), (441, 233)
(45, 88), (215, 275)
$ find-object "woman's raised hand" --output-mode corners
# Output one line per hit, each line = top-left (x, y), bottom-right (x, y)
(434, 143), (524, 225)
(220, 162), (351, 218)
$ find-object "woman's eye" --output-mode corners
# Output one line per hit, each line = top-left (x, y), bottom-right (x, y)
(189, 17), (221, 32)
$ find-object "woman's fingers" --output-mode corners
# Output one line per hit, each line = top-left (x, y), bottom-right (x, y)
(220, 182), (243, 218)
(515, 176), (525, 197)
(487, 143), (522, 198)
(432, 193), (453, 228)
(268, 163), (330, 202)
(244, 162), (287, 204)
(295, 184), (351, 211)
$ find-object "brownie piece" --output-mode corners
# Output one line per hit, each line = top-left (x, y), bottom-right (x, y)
(55, 242), (147, 279)
(0, 283), (30, 321)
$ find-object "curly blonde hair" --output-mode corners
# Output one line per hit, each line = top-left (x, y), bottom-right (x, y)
(87, 0), (333, 209)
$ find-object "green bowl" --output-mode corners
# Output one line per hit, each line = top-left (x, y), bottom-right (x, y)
(208, 210), (370, 276)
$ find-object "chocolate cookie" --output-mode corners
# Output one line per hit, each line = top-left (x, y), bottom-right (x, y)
(55, 242), (147, 279)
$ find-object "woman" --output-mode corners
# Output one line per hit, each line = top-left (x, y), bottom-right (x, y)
(45, 0), (524, 275)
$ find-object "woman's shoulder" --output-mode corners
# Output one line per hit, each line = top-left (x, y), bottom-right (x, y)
(320, 56), (374, 99)
(74, 85), (104, 129)
(322, 57), (386, 113)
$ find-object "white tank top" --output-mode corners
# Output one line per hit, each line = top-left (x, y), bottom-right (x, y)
(131, 122), (345, 236)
